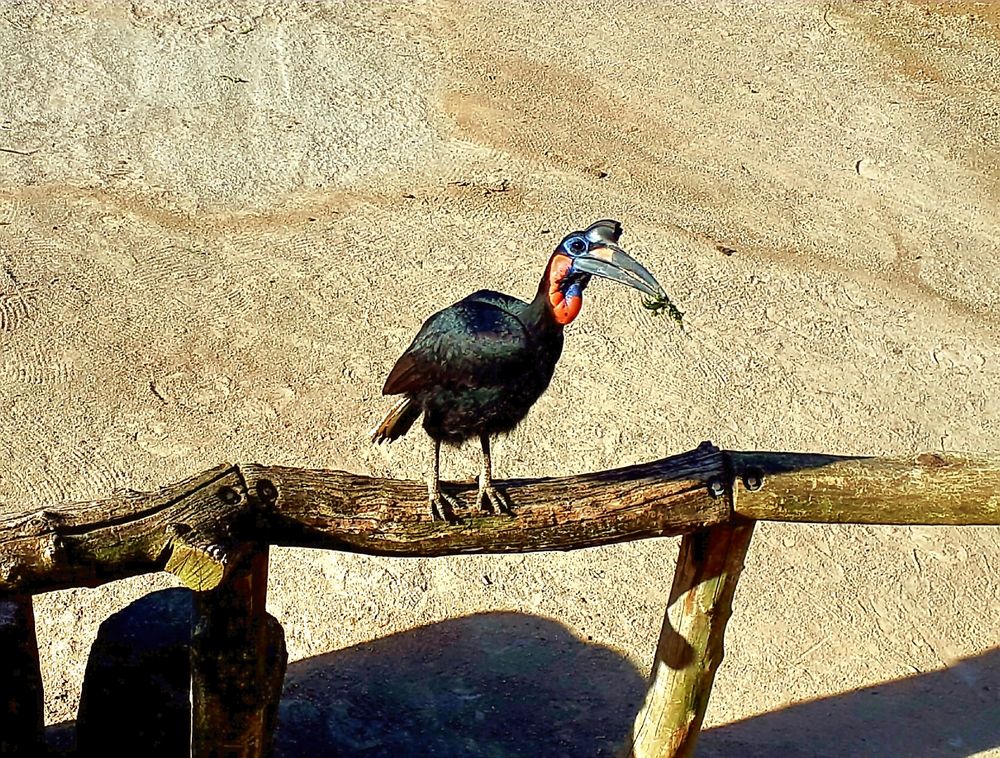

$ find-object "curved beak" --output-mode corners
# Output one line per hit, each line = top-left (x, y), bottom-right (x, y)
(573, 243), (666, 298)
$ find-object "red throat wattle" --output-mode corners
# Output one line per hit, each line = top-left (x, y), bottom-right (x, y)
(546, 254), (582, 325)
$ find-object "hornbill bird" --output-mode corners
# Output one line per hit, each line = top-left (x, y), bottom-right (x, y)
(371, 220), (667, 521)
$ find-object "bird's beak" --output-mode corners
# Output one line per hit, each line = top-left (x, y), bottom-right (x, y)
(573, 243), (666, 298)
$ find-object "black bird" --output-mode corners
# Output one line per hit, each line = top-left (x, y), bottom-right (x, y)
(371, 220), (667, 521)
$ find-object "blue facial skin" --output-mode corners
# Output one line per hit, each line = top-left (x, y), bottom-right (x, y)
(559, 272), (591, 300)
(557, 234), (594, 299)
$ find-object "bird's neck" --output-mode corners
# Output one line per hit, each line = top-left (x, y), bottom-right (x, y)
(529, 253), (581, 328)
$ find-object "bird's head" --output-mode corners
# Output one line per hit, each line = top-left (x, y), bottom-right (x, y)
(541, 219), (667, 325)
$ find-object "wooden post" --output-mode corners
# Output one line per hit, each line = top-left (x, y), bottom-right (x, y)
(625, 519), (756, 757)
(190, 547), (287, 758)
(0, 594), (44, 754)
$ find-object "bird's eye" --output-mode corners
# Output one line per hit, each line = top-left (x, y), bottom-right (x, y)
(568, 238), (586, 254)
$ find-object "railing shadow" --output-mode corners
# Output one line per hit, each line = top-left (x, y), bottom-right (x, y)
(699, 647), (1000, 757)
(44, 602), (1000, 757)
(274, 614), (999, 757)
(274, 615), (999, 757)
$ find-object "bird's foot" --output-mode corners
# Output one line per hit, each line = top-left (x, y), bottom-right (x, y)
(475, 484), (513, 516)
(429, 490), (462, 523)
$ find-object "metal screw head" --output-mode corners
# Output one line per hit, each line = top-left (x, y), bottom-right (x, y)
(707, 477), (726, 498)
(256, 479), (278, 503)
(217, 486), (242, 505)
(742, 469), (764, 491)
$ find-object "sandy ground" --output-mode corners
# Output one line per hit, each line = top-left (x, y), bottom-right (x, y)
(1, 0), (998, 754)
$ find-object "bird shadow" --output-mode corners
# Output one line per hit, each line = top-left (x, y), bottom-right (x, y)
(494, 448), (864, 491)
(273, 612), (645, 757)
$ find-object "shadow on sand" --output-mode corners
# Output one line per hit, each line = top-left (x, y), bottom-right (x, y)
(46, 610), (998, 756)
(273, 611), (999, 757)
(274, 612), (644, 757)
(699, 645), (1000, 757)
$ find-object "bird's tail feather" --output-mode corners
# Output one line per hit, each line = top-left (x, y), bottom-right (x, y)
(370, 397), (421, 443)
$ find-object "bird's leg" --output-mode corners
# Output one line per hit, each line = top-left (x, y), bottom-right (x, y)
(475, 433), (513, 515)
(427, 439), (460, 523)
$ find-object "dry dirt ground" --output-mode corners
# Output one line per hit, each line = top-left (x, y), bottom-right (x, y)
(1, 0), (999, 755)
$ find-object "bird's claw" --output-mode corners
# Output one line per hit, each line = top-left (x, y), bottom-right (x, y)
(429, 491), (462, 523)
(476, 485), (513, 516)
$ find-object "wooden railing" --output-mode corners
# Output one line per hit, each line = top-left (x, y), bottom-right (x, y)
(1, 443), (997, 756)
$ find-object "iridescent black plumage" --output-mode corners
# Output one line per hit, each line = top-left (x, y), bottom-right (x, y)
(379, 290), (563, 444)
(372, 220), (666, 520)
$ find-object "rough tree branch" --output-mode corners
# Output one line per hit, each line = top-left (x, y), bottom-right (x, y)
(0, 446), (996, 595)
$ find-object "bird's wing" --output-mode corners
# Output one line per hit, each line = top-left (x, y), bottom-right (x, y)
(382, 298), (533, 396)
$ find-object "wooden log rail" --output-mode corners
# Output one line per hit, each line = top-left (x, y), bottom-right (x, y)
(0, 443), (997, 756)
